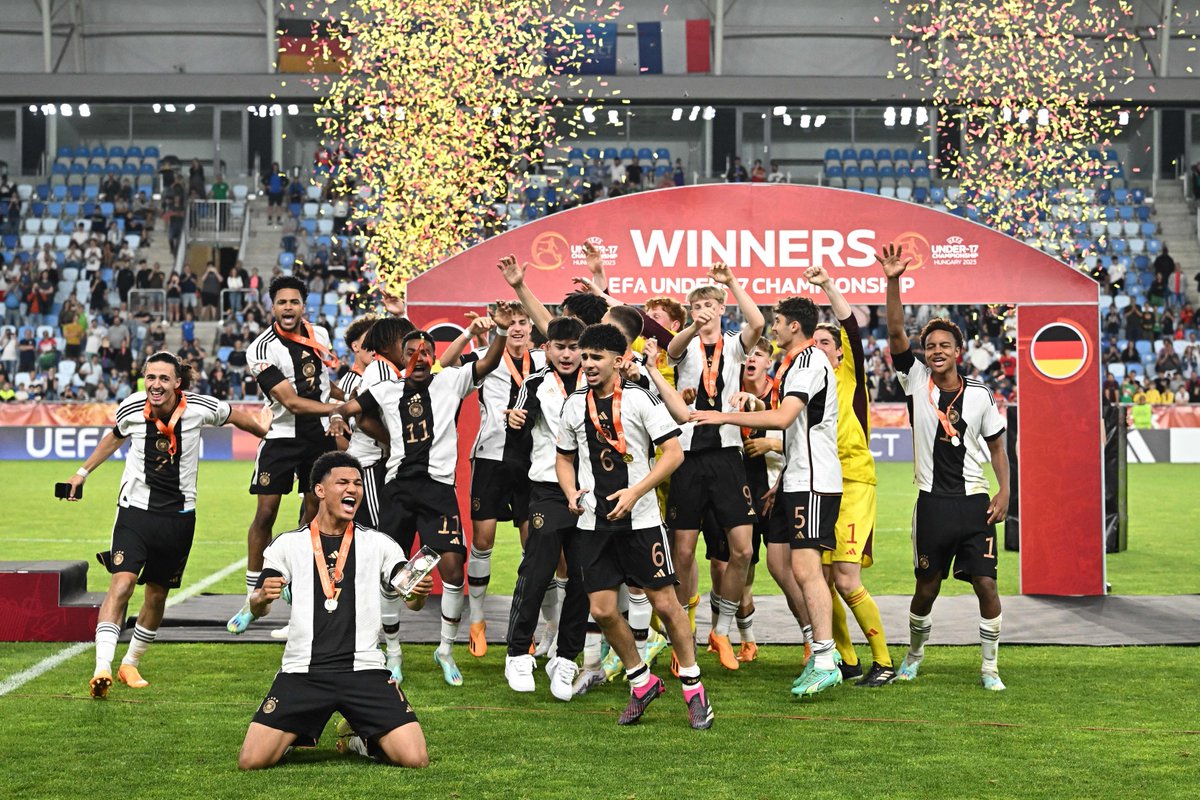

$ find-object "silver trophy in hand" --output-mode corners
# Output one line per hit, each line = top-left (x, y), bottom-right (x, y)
(391, 545), (442, 599)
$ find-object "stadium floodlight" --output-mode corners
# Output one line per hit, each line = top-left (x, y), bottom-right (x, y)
(671, 107), (682, 121)
(607, 109), (621, 125)
(800, 114), (811, 128)
(702, 106), (716, 120)
(28, 104), (36, 113)
(79, 104), (90, 117)
(814, 114), (826, 127)
(1118, 110), (1130, 126)
(258, 105), (268, 117)
(1001, 107), (1013, 122)
(287, 104), (299, 115)
(164, 104), (176, 113)
(916, 107), (928, 126)
(1017, 109), (1031, 124)
(582, 106), (595, 123)
(60, 104), (73, 117)
(900, 107), (912, 125)
(782, 114), (792, 126)
(184, 104), (196, 113)
(153, 103), (162, 113)
(1036, 108), (1049, 126)
(688, 106), (700, 121)
(773, 105), (786, 116)
(41, 103), (56, 115)
(271, 104), (282, 117)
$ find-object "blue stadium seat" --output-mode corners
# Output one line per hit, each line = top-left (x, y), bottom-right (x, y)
(123, 164), (138, 176)
(567, 148), (584, 161)
(1135, 340), (1152, 357)
(843, 165), (860, 178)
(126, 145), (142, 158)
(636, 147), (654, 161)
(863, 186), (879, 194)
(875, 148), (891, 162)
(1113, 188), (1129, 204)
(824, 148), (840, 162)
(51, 185), (68, 201)
(140, 163), (155, 176)
(1105, 148), (1119, 161)
(1146, 238), (1162, 255)
(1131, 188), (1145, 204)
(892, 148), (909, 162)
(585, 147), (601, 160)
(602, 147), (618, 160)
(841, 148), (857, 161)
(36, 184), (50, 200)
(144, 146), (160, 158)
(82, 202), (96, 216)
(109, 145), (125, 158)
(825, 165), (843, 178)
(73, 146), (89, 159)
(100, 202), (114, 216)
(217, 346), (233, 363)
(858, 147), (875, 162)
(57, 146), (72, 160)
(47, 202), (62, 217)
(1135, 206), (1150, 221)
(619, 147), (635, 160)
(279, 252), (295, 269)
(1133, 255), (1150, 272)
(878, 165), (895, 179)
(1118, 205), (1134, 221)
(912, 186), (929, 203)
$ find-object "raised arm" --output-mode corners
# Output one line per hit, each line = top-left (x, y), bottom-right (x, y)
(710, 263), (765, 352)
(805, 265), (851, 321)
(439, 313), (492, 368)
(666, 307), (714, 361)
(63, 428), (128, 500)
(497, 255), (552, 337)
(470, 302), (514, 381)
(877, 243), (911, 356)
(584, 241), (608, 294)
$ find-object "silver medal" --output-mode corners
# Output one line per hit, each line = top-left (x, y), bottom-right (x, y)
(324, 598), (338, 612)
(951, 435), (961, 447)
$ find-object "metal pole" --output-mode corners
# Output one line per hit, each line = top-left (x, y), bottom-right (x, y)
(1152, 0), (1174, 197)
(266, 0), (276, 74)
(42, 0), (57, 167)
(704, 0), (724, 180)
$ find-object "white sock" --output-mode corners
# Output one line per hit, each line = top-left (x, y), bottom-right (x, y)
(94, 622), (120, 674)
(709, 593), (721, 631)
(715, 597), (738, 637)
(629, 591), (651, 658)
(245, 570), (261, 600)
(540, 577), (563, 633)
(908, 612), (933, 659)
(120, 624), (157, 668)
(617, 583), (630, 615)
(381, 588), (403, 660)
(439, 581), (464, 657)
(736, 610), (756, 644)
(813, 639), (836, 672)
(980, 614), (1002, 673)
(583, 617), (603, 670)
(466, 546), (492, 625)
(802, 624), (814, 646)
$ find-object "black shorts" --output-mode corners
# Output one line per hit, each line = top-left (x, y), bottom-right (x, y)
(470, 458), (531, 523)
(98, 506), (195, 589)
(252, 669), (418, 747)
(913, 491), (998, 582)
(578, 526), (676, 593)
(251, 435), (339, 496)
(354, 460), (388, 529)
(701, 507), (761, 565)
(528, 482), (577, 536)
(779, 491), (841, 551)
(381, 476), (466, 556)
(666, 448), (756, 532)
(267, 191), (284, 207)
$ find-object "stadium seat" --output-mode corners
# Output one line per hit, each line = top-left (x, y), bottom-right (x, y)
(126, 145), (142, 159)
(303, 202), (319, 218)
(1146, 238), (1162, 255)
(144, 146), (160, 158)
(54, 234), (71, 249)
(912, 186), (929, 203)
(893, 148), (910, 161)
(585, 147), (601, 160)
(1118, 205), (1134, 221)
(24, 219), (41, 234)
(896, 186), (913, 201)
(1108, 363), (1125, 379)
(1135, 206), (1150, 221)
(858, 148), (875, 163)
(278, 252), (295, 269)
(880, 186), (897, 198)
(217, 346), (233, 363)
(824, 148), (840, 162)
(602, 147), (618, 160)
(930, 186), (945, 204)
(636, 147), (654, 161)
(1113, 188), (1129, 205)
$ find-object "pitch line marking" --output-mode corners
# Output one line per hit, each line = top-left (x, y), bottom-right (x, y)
(0, 557), (248, 697)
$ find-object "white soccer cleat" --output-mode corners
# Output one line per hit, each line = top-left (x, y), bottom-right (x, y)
(980, 671), (1006, 691)
(547, 656), (578, 702)
(505, 654), (537, 692)
(269, 624), (290, 640)
(572, 667), (607, 697)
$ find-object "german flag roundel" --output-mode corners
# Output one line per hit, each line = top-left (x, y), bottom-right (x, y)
(1030, 322), (1088, 380)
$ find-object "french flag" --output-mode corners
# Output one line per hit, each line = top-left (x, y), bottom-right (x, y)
(637, 19), (711, 74)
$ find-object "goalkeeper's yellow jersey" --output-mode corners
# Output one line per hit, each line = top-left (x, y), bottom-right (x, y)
(833, 314), (876, 486)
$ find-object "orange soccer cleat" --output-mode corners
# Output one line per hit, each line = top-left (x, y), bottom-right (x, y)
(468, 621), (488, 658)
(89, 670), (112, 699)
(117, 664), (149, 688)
(710, 633), (740, 671)
(736, 642), (759, 663)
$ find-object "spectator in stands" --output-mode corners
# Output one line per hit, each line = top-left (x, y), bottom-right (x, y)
(226, 261), (249, 314)
(146, 262), (165, 291)
(16, 326), (36, 373)
(1147, 378), (1174, 404)
(293, 230), (310, 265)
(625, 157), (643, 189)
(62, 313), (84, 360)
(26, 271), (53, 327)
(1175, 382), (1191, 403)
(166, 273), (181, 322)
(189, 158), (206, 198)
(101, 172), (121, 202)
(1104, 306), (1121, 337)
(1124, 302), (1144, 341)
(608, 157), (626, 186)
(1102, 372), (1120, 404)
(200, 263), (222, 321)
(261, 162), (288, 227)
(0, 378), (14, 402)
(166, 175), (186, 255)
(134, 259), (152, 289)
(1156, 340), (1182, 374)
(1148, 273), (1167, 308)
(1161, 308), (1176, 338)
(672, 158), (686, 187)
(212, 173), (230, 230)
(70, 220), (89, 247)
(725, 156), (748, 182)
(1, 328), (16, 377)
(240, 368), (257, 400)
(767, 161), (785, 183)
(181, 310), (196, 346)
(1142, 305), (1160, 340)
(4, 276), (21, 325)
(208, 364), (231, 401)
(750, 159), (767, 182)
(3, 197), (20, 236)
(131, 191), (152, 234)
(84, 237), (103, 278)
(332, 185), (351, 233)
(35, 330), (57, 371)
(35, 243), (55, 275)
(1168, 265), (1186, 309)
(1182, 344), (1200, 377)
(1118, 340), (1138, 363)
(998, 347), (1016, 379)
(1153, 246), (1176, 284)
(1102, 341), (1121, 365)
(180, 269), (198, 315)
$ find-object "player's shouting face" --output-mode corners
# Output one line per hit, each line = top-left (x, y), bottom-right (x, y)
(506, 312), (532, 349)
(143, 359), (182, 410)
(923, 329), (961, 377)
(313, 465), (363, 523)
(547, 337), (582, 375)
(272, 288), (304, 332)
(402, 337), (435, 382)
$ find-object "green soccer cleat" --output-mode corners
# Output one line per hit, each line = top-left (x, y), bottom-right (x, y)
(791, 666), (843, 697)
(433, 649), (463, 687)
(895, 652), (923, 681)
(602, 648), (624, 682)
(643, 629), (670, 666)
(980, 671), (1006, 691)
(226, 602), (254, 635)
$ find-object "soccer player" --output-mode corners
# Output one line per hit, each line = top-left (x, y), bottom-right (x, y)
(237, 452), (432, 770)
(665, 264), (765, 671)
(332, 315), (377, 406)
(691, 294), (844, 697)
(63, 351), (268, 698)
(556, 323), (713, 729)
(228, 275), (341, 636)
(878, 244), (1010, 690)
(805, 266), (895, 687)
(496, 250), (608, 340)
(330, 303), (516, 686)
(504, 316), (591, 699)
(439, 302), (544, 658)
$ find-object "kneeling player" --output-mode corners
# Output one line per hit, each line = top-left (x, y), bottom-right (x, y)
(556, 324), (713, 729)
(238, 452), (433, 770)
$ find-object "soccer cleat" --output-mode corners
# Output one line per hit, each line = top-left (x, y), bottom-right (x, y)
(792, 659), (815, 689)
(226, 602), (254, 635)
(117, 664), (149, 688)
(89, 670), (112, 699)
(334, 717), (367, 757)
(857, 662), (897, 687)
(505, 654), (537, 692)
(533, 631), (558, 660)
(801, 641), (812, 667)
(838, 658), (863, 681)
(736, 642), (759, 663)
(705, 631), (717, 653)
(896, 652), (923, 681)
(269, 624), (290, 641)
(572, 668), (607, 697)
(684, 685), (715, 730)
(643, 630), (670, 666)
(791, 666), (843, 697)
(468, 621), (488, 658)
(433, 649), (463, 687)
(710, 633), (740, 671)
(980, 671), (1006, 691)
(386, 650), (404, 685)
(547, 656), (579, 702)
(601, 648), (624, 682)
(617, 675), (665, 725)
(669, 649), (681, 679)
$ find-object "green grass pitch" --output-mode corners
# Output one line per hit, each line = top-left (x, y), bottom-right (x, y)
(0, 462), (1197, 799)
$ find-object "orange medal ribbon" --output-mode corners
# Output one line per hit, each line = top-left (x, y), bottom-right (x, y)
(740, 379), (779, 440)
(927, 376), (965, 446)
(771, 340), (813, 396)
(309, 519), (354, 613)
(144, 392), (187, 457)
(587, 382), (632, 463)
(274, 320), (339, 370)
(503, 348), (531, 387)
(700, 337), (723, 400)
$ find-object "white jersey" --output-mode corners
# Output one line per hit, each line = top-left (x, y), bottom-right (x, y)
(262, 523), (407, 673)
(248, 323), (333, 440)
(357, 363), (480, 485)
(894, 350), (1006, 496)
(778, 346), (842, 494)
(464, 345), (545, 462)
(556, 380), (680, 531)
(513, 365), (581, 484)
(669, 329), (750, 451)
(344, 360), (397, 468)
(112, 391), (231, 513)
